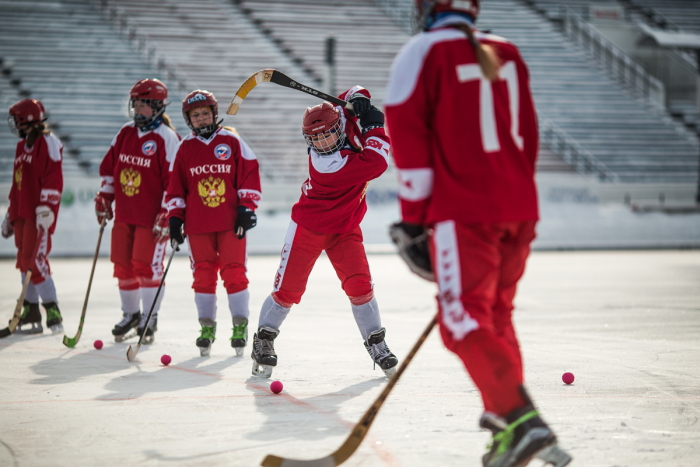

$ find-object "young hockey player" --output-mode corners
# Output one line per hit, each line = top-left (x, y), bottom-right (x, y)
(96, 78), (180, 344)
(166, 89), (261, 357)
(250, 86), (398, 379)
(385, 1), (571, 466)
(2, 98), (64, 334)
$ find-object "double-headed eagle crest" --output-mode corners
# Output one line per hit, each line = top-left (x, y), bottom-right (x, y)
(120, 167), (141, 197)
(14, 165), (22, 191)
(198, 176), (226, 208)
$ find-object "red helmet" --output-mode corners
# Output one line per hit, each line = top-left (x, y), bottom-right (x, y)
(8, 98), (46, 138)
(182, 89), (219, 137)
(415, 0), (480, 30)
(302, 102), (345, 155)
(128, 78), (168, 129)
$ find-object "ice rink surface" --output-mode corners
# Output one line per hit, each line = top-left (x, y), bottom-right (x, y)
(1, 251), (699, 467)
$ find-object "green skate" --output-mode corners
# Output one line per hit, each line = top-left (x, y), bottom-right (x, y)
(230, 317), (248, 356)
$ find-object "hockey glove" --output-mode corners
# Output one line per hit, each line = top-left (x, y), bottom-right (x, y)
(35, 205), (54, 231)
(169, 217), (185, 247)
(348, 94), (371, 119)
(94, 193), (114, 225)
(1, 212), (13, 239)
(153, 209), (169, 243)
(235, 206), (257, 239)
(360, 106), (385, 133)
(389, 222), (435, 282)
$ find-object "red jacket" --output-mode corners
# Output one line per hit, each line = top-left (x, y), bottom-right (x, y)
(98, 122), (180, 227)
(8, 133), (63, 234)
(385, 26), (539, 225)
(166, 127), (262, 235)
(291, 87), (390, 234)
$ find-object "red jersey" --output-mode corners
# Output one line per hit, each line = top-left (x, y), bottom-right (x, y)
(385, 25), (539, 225)
(98, 122), (181, 227)
(166, 127), (262, 235)
(291, 87), (390, 234)
(8, 133), (63, 234)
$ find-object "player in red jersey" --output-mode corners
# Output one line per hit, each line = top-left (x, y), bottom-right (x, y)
(249, 86), (399, 379)
(166, 90), (261, 357)
(96, 78), (181, 344)
(386, 1), (570, 466)
(2, 99), (64, 334)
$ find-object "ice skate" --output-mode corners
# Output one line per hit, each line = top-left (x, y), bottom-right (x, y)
(15, 300), (43, 334)
(137, 316), (157, 345)
(251, 326), (279, 378)
(112, 311), (141, 342)
(230, 317), (248, 357)
(481, 406), (561, 467)
(196, 322), (216, 357)
(364, 327), (398, 377)
(43, 302), (63, 334)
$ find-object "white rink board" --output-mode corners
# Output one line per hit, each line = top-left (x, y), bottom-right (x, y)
(0, 252), (699, 467)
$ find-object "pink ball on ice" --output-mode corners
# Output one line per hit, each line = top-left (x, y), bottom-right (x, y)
(562, 372), (575, 385)
(270, 380), (283, 394)
(161, 354), (172, 366)
(93, 340), (103, 350)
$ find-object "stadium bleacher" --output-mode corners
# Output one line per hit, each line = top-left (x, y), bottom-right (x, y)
(0, 0), (181, 183)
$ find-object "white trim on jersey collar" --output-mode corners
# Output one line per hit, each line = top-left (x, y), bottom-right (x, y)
(309, 148), (348, 174)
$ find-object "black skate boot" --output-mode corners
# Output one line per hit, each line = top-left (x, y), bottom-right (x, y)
(43, 302), (63, 334)
(230, 317), (248, 357)
(251, 326), (279, 378)
(196, 320), (216, 357)
(364, 327), (399, 378)
(112, 311), (141, 342)
(137, 316), (157, 345)
(16, 300), (43, 334)
(481, 405), (559, 467)
(480, 413), (571, 467)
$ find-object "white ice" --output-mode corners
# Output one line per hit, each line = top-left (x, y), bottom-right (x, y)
(1, 250), (699, 466)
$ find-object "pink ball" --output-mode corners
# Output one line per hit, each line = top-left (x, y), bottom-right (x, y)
(161, 354), (172, 366)
(93, 340), (103, 350)
(562, 372), (575, 385)
(270, 380), (283, 394)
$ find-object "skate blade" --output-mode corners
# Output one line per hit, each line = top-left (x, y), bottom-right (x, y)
(234, 346), (245, 357)
(49, 323), (64, 334)
(114, 331), (137, 343)
(199, 345), (211, 357)
(382, 366), (397, 378)
(16, 323), (43, 334)
(252, 361), (273, 378)
(536, 444), (572, 467)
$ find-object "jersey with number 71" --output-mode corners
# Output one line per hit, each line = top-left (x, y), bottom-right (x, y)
(385, 27), (539, 226)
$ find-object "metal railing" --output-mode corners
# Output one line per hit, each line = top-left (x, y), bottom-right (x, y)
(539, 118), (618, 182)
(90, 0), (190, 93)
(563, 7), (666, 110)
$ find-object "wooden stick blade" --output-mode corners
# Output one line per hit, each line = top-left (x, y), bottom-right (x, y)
(62, 335), (77, 348)
(126, 344), (139, 362)
(226, 69), (275, 115)
(262, 454), (334, 467)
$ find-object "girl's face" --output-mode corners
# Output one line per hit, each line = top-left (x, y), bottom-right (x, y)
(189, 106), (214, 129)
(133, 100), (153, 118)
(310, 130), (339, 150)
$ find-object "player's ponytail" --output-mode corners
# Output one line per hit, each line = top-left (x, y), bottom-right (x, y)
(455, 23), (500, 82)
(161, 113), (176, 130)
(26, 124), (49, 148)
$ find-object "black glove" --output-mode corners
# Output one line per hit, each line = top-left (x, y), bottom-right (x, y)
(169, 217), (185, 246)
(360, 106), (384, 131)
(235, 206), (257, 239)
(388, 222), (434, 282)
(348, 94), (371, 119)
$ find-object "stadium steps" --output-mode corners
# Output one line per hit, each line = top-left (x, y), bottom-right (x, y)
(0, 0), (179, 182)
